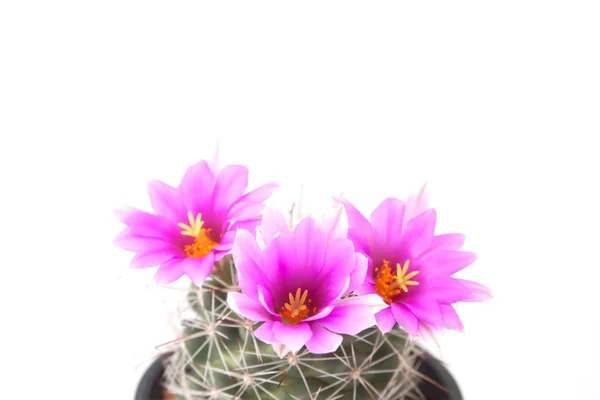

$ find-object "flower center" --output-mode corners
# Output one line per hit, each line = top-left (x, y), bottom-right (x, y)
(278, 288), (316, 325)
(374, 260), (420, 303)
(177, 211), (219, 258)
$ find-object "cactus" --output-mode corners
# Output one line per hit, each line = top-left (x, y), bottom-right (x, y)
(115, 159), (488, 399)
(162, 256), (429, 400)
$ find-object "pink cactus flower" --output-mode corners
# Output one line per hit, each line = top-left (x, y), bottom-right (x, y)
(228, 208), (387, 354)
(337, 188), (491, 337)
(114, 157), (277, 285)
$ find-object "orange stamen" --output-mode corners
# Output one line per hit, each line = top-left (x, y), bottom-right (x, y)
(374, 260), (420, 303)
(279, 288), (315, 325)
(177, 211), (219, 258)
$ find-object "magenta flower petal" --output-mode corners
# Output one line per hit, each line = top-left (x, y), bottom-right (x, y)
(230, 218), (261, 233)
(305, 326), (343, 354)
(228, 293), (271, 322)
(178, 160), (216, 214)
(294, 217), (327, 277)
(261, 207), (290, 247)
(130, 242), (181, 269)
(316, 239), (356, 303)
(402, 296), (443, 327)
(227, 202), (265, 223)
(416, 250), (478, 277)
(338, 293), (388, 308)
(114, 207), (181, 242)
(354, 280), (378, 296)
(254, 320), (277, 344)
(390, 303), (420, 336)
(428, 279), (474, 303)
(322, 238), (356, 278)
(214, 231), (237, 251)
(212, 165), (249, 215)
(183, 254), (215, 285)
(322, 277), (351, 309)
(454, 279), (493, 302)
(430, 233), (466, 251)
(335, 196), (373, 254)
(303, 305), (335, 322)
(153, 258), (185, 284)
(429, 278), (490, 303)
(401, 209), (436, 258)
(147, 179), (186, 222)
(370, 198), (405, 254)
(233, 230), (269, 300)
(317, 295), (386, 335)
(260, 231), (295, 295)
(374, 307), (396, 334)
(114, 228), (147, 252)
(346, 252), (368, 295)
(440, 304), (464, 331)
(215, 219), (261, 254)
(272, 322), (313, 354)
(229, 182), (279, 212)
(258, 285), (279, 316)
(241, 181), (279, 203)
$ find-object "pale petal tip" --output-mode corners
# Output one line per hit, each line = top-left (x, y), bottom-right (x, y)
(331, 193), (351, 207)
(254, 227), (267, 249)
(321, 203), (349, 242)
(210, 141), (222, 173)
(419, 181), (428, 195)
(377, 322), (395, 335)
(112, 207), (130, 221)
(112, 233), (127, 248)
(227, 292), (241, 315)
(483, 289), (494, 301)
(153, 267), (184, 285)
(272, 343), (290, 358)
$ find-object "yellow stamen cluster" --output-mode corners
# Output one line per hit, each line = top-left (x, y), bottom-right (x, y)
(279, 288), (316, 325)
(374, 259), (420, 303)
(177, 211), (219, 258)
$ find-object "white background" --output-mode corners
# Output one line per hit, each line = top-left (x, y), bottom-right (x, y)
(1, 1), (599, 399)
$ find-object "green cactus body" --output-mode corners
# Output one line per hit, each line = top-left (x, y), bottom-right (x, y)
(163, 257), (426, 400)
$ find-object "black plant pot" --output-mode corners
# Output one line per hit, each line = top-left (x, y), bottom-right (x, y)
(134, 351), (462, 400)
(135, 353), (173, 400)
(416, 352), (463, 400)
